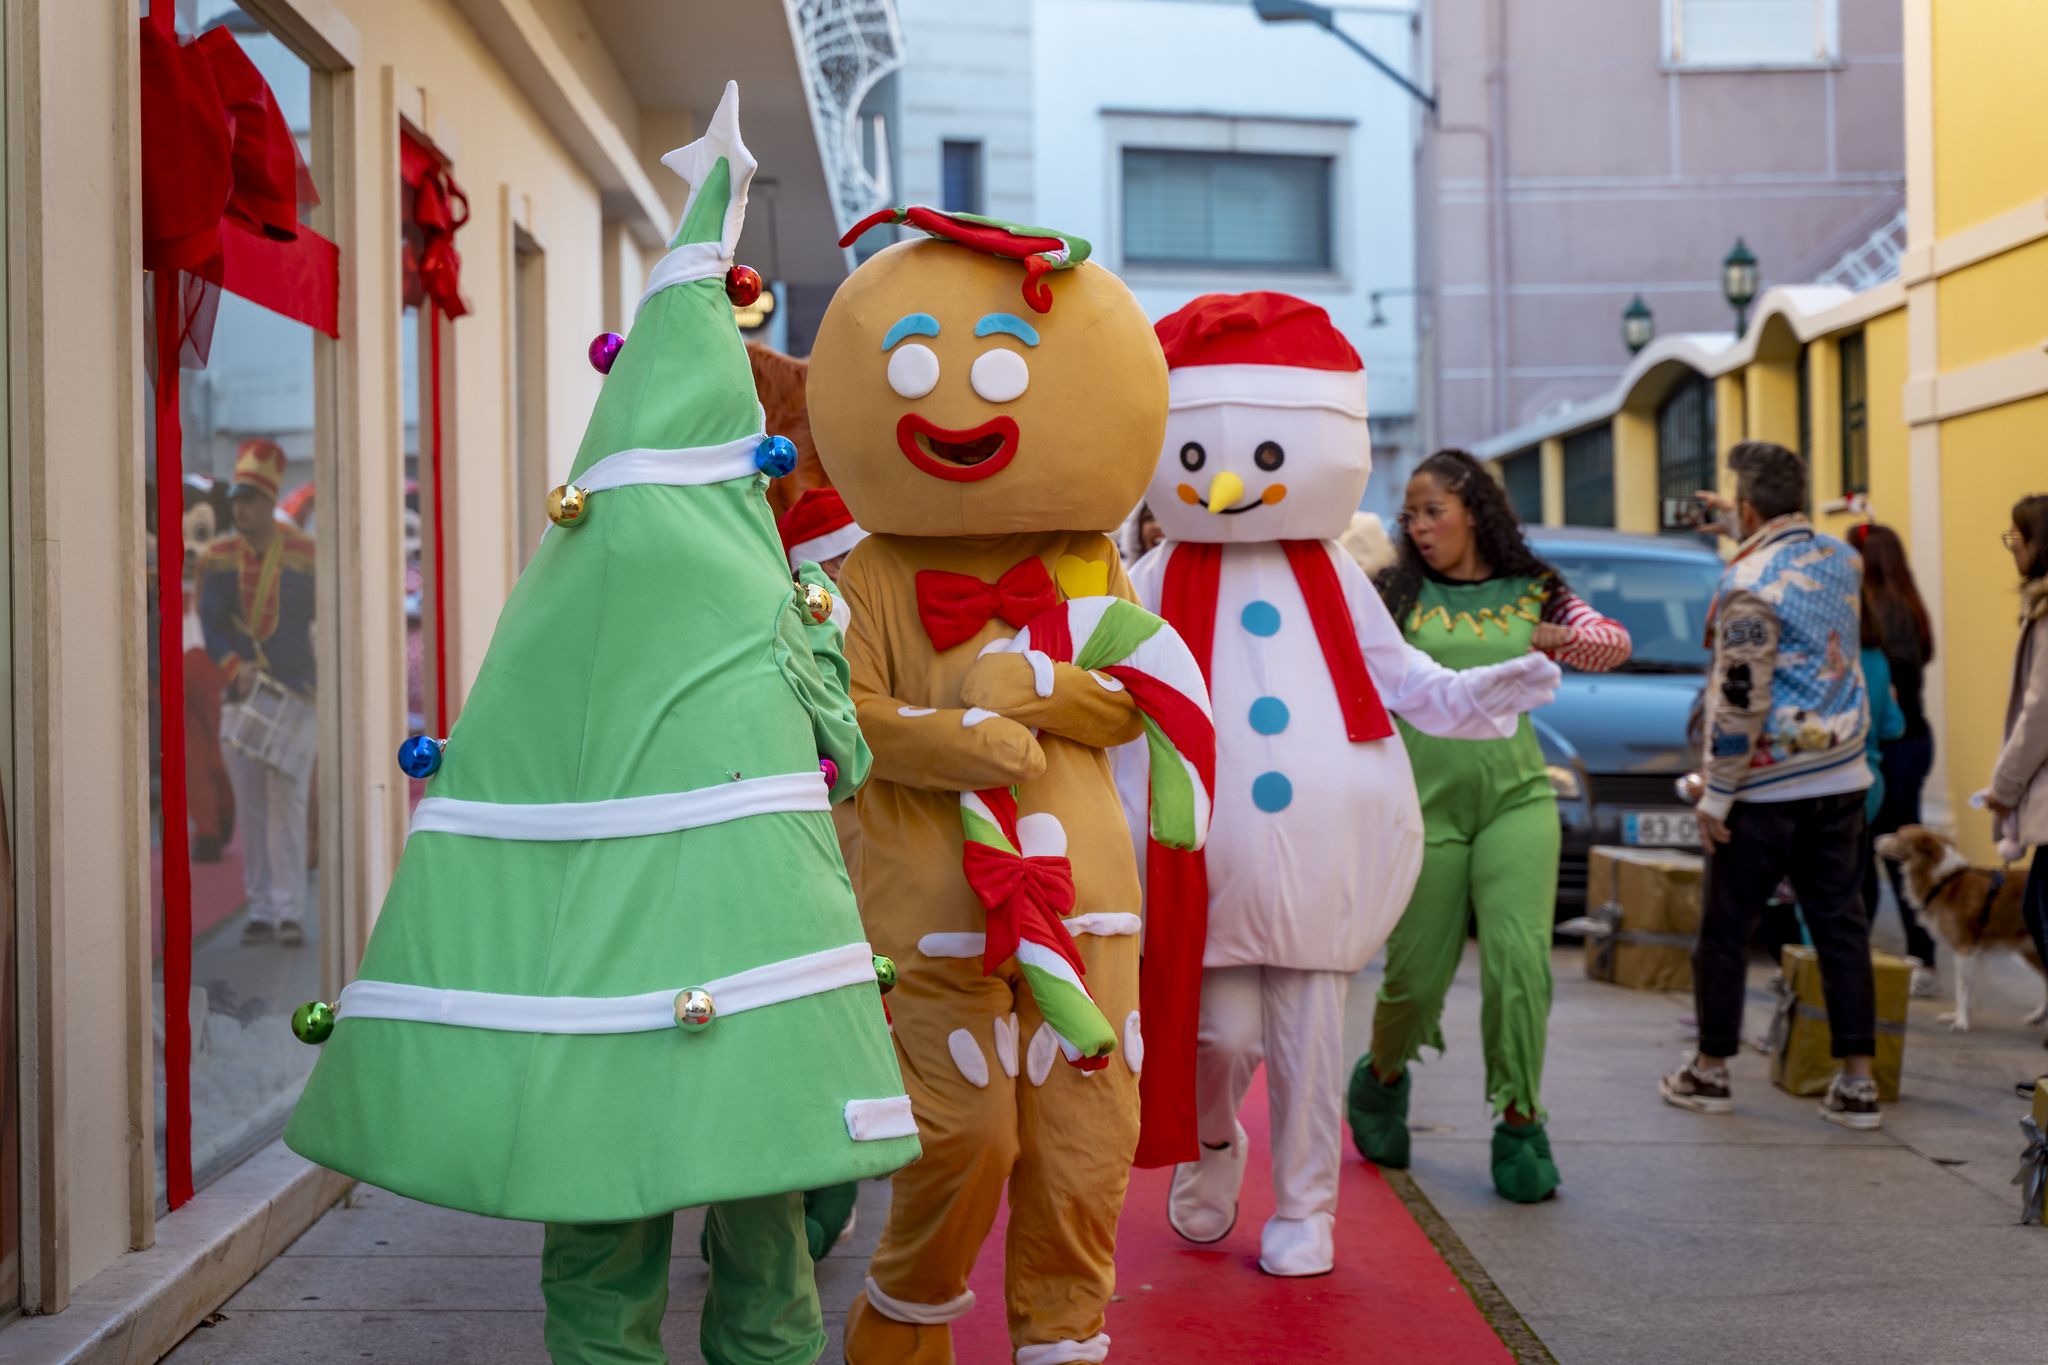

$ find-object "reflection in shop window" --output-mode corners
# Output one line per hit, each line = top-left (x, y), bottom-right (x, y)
(146, 0), (331, 1205)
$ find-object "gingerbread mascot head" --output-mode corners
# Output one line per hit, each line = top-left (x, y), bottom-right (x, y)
(809, 210), (1166, 537)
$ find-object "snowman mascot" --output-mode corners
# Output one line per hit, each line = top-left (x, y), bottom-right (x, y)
(1119, 292), (1560, 1277)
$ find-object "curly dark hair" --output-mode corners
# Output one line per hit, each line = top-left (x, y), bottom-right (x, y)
(1377, 449), (1562, 623)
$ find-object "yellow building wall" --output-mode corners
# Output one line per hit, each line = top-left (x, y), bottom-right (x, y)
(1612, 408), (1658, 533)
(1539, 437), (1564, 526)
(1931, 0), (2048, 236)
(1743, 359), (1799, 453)
(1804, 338), (1844, 519)
(1861, 310), (1910, 547)
(1936, 395), (2048, 862)
(1937, 236), (2048, 371)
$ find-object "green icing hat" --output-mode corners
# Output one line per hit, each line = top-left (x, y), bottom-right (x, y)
(838, 205), (1091, 314)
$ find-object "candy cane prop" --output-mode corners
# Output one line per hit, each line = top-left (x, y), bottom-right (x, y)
(960, 596), (1216, 1069)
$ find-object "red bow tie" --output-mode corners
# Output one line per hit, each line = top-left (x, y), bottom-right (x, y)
(914, 557), (1059, 651)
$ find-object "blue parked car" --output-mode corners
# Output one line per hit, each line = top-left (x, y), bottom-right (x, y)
(1525, 527), (1724, 911)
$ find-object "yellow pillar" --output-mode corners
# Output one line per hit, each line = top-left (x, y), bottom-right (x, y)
(1743, 359), (1799, 453)
(1713, 372), (1747, 549)
(1613, 408), (1658, 533)
(1539, 437), (1565, 526)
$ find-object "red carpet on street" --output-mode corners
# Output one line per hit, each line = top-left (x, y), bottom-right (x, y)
(958, 1076), (1514, 1362)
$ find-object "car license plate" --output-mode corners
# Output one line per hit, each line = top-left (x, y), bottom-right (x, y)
(1623, 810), (1699, 847)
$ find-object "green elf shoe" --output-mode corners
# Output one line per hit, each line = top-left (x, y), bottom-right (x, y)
(1490, 1121), (1560, 1203)
(1346, 1055), (1412, 1169)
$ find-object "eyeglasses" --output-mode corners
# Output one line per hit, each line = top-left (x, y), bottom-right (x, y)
(2004, 529), (2025, 549)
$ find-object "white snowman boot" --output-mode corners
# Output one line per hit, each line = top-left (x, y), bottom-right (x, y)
(1167, 1120), (1248, 1244)
(1258, 1211), (1335, 1278)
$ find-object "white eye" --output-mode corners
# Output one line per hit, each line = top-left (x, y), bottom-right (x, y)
(888, 343), (940, 399)
(970, 347), (1030, 403)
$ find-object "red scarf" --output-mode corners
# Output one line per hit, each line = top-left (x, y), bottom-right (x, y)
(1133, 539), (1391, 1168)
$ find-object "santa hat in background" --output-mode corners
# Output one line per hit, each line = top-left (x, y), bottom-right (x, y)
(777, 487), (866, 569)
(1153, 291), (1367, 417)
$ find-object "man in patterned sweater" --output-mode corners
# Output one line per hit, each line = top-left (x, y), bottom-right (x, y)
(200, 438), (318, 946)
(1659, 441), (1880, 1130)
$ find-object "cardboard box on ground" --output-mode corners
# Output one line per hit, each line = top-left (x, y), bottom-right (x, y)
(1580, 847), (1702, 991)
(1768, 946), (1912, 1102)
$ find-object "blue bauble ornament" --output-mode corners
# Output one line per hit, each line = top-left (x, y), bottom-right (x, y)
(397, 734), (444, 779)
(755, 435), (799, 478)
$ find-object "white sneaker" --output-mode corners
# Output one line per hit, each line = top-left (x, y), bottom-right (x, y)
(1909, 961), (1939, 998)
(1258, 1212), (1335, 1278)
(1167, 1121), (1247, 1245)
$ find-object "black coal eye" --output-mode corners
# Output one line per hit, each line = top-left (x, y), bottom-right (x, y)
(1179, 442), (1206, 472)
(1255, 441), (1285, 471)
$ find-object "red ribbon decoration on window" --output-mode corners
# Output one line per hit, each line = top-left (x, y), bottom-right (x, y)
(140, 4), (339, 1209)
(400, 133), (469, 734)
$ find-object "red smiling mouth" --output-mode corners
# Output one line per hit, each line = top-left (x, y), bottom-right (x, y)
(895, 413), (1021, 483)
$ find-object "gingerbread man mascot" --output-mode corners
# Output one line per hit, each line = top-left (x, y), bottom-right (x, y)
(809, 209), (1213, 1365)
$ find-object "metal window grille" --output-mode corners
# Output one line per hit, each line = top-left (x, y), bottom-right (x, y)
(1501, 448), (1542, 523)
(1839, 331), (1869, 494)
(1122, 148), (1333, 271)
(1563, 425), (1616, 528)
(1656, 374), (1717, 534)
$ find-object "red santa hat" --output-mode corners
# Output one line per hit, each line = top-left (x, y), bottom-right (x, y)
(777, 487), (866, 569)
(1153, 291), (1367, 417)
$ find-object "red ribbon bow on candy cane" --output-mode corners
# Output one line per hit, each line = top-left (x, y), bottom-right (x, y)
(961, 841), (1084, 980)
(914, 558), (1060, 651)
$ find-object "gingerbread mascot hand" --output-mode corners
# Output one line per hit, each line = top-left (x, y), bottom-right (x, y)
(810, 207), (1207, 1365)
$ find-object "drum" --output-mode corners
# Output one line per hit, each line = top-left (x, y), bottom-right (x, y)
(222, 671), (317, 774)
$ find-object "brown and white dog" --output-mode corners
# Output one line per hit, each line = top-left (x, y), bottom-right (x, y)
(1875, 824), (2047, 1032)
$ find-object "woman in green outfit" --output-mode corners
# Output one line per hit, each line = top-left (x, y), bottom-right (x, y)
(1346, 450), (1631, 1203)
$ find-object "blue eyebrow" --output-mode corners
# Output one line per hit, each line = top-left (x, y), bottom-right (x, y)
(882, 313), (940, 350)
(974, 312), (1040, 346)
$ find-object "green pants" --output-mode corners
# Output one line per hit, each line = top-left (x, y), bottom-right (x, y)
(1370, 784), (1559, 1119)
(541, 1193), (823, 1365)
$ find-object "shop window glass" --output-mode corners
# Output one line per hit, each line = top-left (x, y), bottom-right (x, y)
(145, 0), (331, 1205)
(1500, 447), (1542, 524)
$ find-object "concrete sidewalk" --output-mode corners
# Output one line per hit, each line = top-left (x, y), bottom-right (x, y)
(164, 903), (2048, 1364)
(1343, 914), (2048, 1365)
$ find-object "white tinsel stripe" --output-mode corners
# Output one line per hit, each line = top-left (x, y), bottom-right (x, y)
(576, 424), (771, 492)
(843, 1096), (918, 1142)
(410, 770), (827, 842)
(335, 942), (877, 1034)
(633, 240), (733, 317)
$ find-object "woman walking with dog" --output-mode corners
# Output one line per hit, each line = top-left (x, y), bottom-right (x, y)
(1852, 523), (1940, 994)
(1990, 494), (2048, 1094)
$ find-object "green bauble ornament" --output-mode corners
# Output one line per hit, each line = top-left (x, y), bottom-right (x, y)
(292, 1001), (336, 1045)
(873, 954), (897, 995)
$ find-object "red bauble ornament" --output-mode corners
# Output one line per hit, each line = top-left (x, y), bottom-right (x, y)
(725, 264), (763, 307)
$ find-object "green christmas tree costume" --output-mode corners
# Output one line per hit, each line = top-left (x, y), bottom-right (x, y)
(284, 84), (919, 1365)
(1349, 575), (1561, 1202)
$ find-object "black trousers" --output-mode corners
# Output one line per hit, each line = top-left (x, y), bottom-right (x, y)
(1864, 733), (1937, 965)
(2023, 853), (2048, 971)
(1695, 790), (1876, 1059)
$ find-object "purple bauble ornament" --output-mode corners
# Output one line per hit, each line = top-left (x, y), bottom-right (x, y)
(819, 757), (840, 789)
(588, 331), (625, 374)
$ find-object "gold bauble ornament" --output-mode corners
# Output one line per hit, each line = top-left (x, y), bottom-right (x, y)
(547, 484), (589, 528)
(673, 988), (715, 1031)
(800, 580), (834, 625)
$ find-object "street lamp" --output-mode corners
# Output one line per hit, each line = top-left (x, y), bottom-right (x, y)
(1722, 237), (1759, 338)
(1252, 0), (1439, 116)
(1622, 294), (1654, 354)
